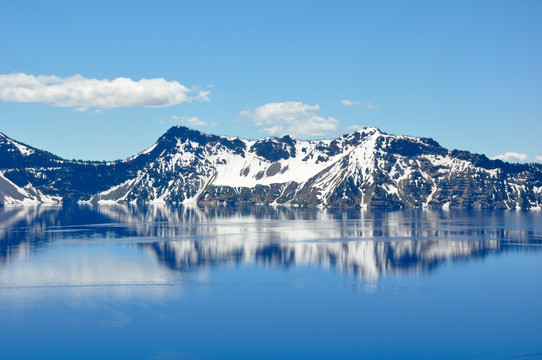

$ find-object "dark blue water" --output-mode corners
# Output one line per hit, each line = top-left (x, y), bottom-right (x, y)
(0, 205), (541, 359)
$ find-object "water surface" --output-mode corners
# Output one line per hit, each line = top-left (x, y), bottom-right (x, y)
(0, 205), (541, 359)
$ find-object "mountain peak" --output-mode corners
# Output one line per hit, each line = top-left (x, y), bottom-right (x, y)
(157, 125), (214, 146)
(346, 126), (382, 135)
(162, 125), (205, 139)
(0, 132), (35, 157)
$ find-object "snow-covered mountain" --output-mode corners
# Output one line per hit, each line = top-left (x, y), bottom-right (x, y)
(1, 126), (541, 208)
(0, 132), (62, 204)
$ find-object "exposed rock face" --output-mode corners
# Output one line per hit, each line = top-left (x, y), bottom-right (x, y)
(1, 126), (541, 208)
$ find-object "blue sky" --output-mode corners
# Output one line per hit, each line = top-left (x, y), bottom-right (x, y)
(0, 0), (540, 162)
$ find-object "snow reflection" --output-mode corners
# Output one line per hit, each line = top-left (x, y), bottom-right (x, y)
(0, 204), (540, 294)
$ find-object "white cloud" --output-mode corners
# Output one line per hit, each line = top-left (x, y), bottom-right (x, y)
(169, 115), (218, 127)
(367, 102), (379, 110)
(535, 156), (542, 162)
(0, 73), (209, 111)
(491, 152), (528, 163)
(341, 99), (360, 107)
(240, 101), (339, 138)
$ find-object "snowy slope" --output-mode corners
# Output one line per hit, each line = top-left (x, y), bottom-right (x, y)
(0, 172), (61, 205)
(90, 126), (542, 209)
(0, 132), (35, 156)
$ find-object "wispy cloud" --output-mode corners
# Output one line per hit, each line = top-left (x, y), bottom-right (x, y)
(168, 115), (218, 127)
(0, 73), (210, 111)
(240, 101), (339, 138)
(341, 99), (360, 107)
(367, 102), (379, 110)
(535, 155), (542, 162)
(491, 152), (528, 163)
(193, 90), (211, 103)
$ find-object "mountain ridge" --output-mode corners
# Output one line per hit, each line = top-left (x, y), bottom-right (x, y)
(1, 126), (541, 209)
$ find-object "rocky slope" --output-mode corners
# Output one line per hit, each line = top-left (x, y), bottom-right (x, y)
(1, 126), (541, 208)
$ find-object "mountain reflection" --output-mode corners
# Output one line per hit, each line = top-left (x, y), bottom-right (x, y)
(147, 239), (500, 280)
(0, 204), (541, 281)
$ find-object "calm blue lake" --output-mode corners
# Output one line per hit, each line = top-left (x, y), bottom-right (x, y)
(0, 205), (541, 359)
